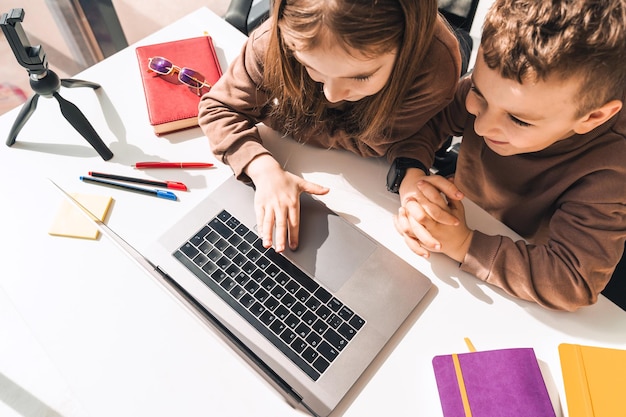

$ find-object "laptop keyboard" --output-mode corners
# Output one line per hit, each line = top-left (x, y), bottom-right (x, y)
(173, 209), (366, 381)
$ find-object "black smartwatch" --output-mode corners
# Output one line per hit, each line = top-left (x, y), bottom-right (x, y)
(386, 157), (429, 193)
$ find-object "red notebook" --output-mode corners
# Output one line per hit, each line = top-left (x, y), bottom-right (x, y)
(432, 347), (556, 417)
(135, 36), (222, 135)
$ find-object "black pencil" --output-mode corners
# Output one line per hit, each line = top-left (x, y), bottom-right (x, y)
(80, 176), (178, 201)
(88, 171), (187, 190)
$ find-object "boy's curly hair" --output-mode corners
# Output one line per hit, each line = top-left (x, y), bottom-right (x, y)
(481, 0), (626, 116)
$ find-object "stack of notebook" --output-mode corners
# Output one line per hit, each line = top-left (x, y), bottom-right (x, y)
(432, 341), (626, 417)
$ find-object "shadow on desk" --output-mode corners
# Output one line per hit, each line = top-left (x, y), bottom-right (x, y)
(3, 86), (125, 162)
(257, 124), (401, 217)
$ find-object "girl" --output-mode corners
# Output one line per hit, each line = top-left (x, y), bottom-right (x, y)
(199, 0), (462, 253)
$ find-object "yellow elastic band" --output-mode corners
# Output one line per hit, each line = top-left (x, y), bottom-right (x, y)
(452, 353), (473, 417)
(464, 337), (477, 352)
(574, 344), (595, 416)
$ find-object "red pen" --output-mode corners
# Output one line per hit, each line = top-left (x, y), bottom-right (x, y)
(133, 162), (214, 169)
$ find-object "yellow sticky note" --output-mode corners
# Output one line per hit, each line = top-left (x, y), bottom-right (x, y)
(48, 193), (113, 240)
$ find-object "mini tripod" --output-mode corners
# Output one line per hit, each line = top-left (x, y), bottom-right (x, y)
(1, 8), (113, 160)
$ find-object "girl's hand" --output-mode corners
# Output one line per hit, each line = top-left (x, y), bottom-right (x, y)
(246, 154), (329, 252)
(394, 206), (433, 258)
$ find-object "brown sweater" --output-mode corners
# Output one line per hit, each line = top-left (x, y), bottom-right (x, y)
(422, 77), (626, 311)
(198, 18), (461, 181)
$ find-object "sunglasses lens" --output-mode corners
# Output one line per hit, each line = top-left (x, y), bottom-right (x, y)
(179, 68), (206, 89)
(148, 57), (173, 74)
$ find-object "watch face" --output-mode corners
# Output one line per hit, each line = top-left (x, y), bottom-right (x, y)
(386, 160), (401, 193)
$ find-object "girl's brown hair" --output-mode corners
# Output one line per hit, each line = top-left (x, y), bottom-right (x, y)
(263, 0), (438, 141)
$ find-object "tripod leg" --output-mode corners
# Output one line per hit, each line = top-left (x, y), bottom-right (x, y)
(61, 79), (101, 89)
(53, 92), (114, 160)
(6, 94), (40, 147)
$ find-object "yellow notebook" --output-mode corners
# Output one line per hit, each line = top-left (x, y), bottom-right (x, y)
(559, 343), (626, 417)
(48, 193), (112, 240)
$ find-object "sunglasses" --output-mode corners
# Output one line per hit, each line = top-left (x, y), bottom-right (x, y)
(147, 56), (212, 95)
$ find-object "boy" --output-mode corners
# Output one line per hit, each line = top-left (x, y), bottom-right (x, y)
(395, 0), (626, 311)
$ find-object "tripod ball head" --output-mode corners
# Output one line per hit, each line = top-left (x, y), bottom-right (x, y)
(30, 70), (61, 97)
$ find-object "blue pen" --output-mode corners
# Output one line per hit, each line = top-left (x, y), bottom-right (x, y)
(80, 176), (178, 201)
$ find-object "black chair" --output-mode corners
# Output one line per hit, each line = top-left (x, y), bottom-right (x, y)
(438, 0), (480, 32)
(225, 0), (479, 43)
(602, 243), (626, 311)
(224, 0), (272, 36)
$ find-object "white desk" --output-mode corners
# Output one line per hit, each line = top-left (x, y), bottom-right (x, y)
(1, 8), (624, 417)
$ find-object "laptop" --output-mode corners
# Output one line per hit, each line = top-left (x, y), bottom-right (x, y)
(52, 175), (432, 417)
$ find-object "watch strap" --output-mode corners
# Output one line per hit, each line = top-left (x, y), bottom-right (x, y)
(386, 157), (429, 193)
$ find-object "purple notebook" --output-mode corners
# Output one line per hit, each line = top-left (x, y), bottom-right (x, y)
(432, 348), (556, 417)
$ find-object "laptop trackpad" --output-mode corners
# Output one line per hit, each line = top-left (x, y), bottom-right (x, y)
(283, 194), (377, 293)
